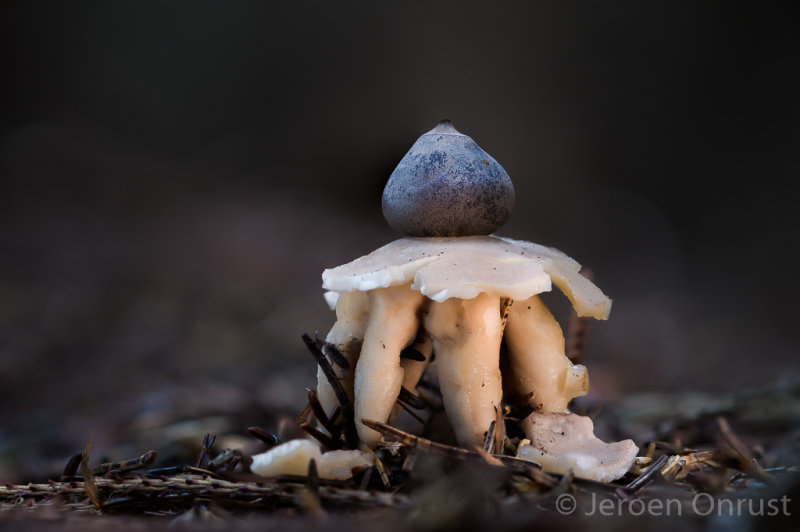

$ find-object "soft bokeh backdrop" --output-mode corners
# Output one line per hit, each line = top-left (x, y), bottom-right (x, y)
(1, 2), (798, 481)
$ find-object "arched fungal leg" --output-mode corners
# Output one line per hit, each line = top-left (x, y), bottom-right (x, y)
(425, 293), (503, 448)
(354, 284), (426, 446)
(504, 295), (588, 414)
(317, 290), (369, 421)
(505, 295), (638, 482)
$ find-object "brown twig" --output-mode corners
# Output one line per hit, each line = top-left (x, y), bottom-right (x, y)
(296, 402), (313, 425)
(195, 434), (216, 469)
(247, 426), (279, 448)
(364, 418), (473, 458)
(625, 454), (669, 492)
(93, 450), (158, 476)
(474, 445), (505, 467)
(400, 346), (427, 362)
(494, 404), (506, 455)
(206, 449), (250, 473)
(364, 448), (391, 489)
(62, 452), (83, 480)
(716, 417), (773, 484)
(483, 420), (497, 453)
(307, 388), (341, 438)
(307, 458), (320, 497)
(300, 423), (341, 450)
(322, 340), (350, 370)
(398, 386), (427, 409)
(302, 332), (358, 448)
(395, 398), (428, 426)
(0, 476), (411, 509)
(363, 418), (558, 486)
(328, 405), (342, 425)
(79, 439), (102, 511)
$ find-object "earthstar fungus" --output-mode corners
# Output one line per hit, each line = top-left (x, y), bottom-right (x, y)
(254, 120), (638, 483)
(318, 120), (638, 482)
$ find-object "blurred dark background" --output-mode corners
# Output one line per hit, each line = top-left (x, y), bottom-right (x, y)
(1, 2), (798, 482)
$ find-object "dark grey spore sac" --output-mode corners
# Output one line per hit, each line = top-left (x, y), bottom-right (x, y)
(382, 120), (515, 237)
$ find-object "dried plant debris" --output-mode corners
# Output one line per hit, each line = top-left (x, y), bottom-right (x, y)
(3, 395), (798, 529)
(2, 342), (798, 531)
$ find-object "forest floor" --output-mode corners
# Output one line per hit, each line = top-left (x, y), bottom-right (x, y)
(2, 365), (798, 532)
